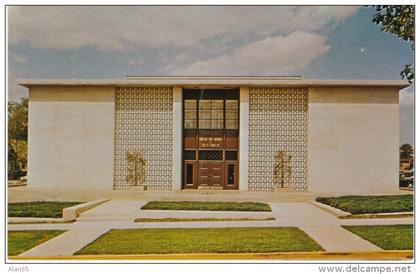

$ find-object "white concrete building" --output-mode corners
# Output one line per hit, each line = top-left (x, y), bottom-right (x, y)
(19, 76), (408, 194)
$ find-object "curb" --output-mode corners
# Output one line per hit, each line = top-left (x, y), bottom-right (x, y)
(63, 198), (110, 221)
(8, 251), (413, 261)
(309, 201), (350, 217)
(309, 201), (413, 220)
(339, 212), (413, 219)
(8, 217), (74, 224)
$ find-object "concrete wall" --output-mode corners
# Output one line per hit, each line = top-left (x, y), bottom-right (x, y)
(26, 84), (401, 194)
(308, 87), (400, 194)
(28, 86), (115, 190)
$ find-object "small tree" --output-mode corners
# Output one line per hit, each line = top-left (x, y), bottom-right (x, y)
(400, 143), (414, 159)
(273, 150), (292, 189)
(8, 98), (28, 179)
(126, 151), (147, 186)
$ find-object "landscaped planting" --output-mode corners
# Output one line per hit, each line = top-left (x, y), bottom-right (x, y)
(141, 201), (271, 212)
(316, 195), (413, 214)
(76, 227), (322, 254)
(8, 201), (82, 218)
(8, 230), (66, 256)
(134, 217), (275, 222)
(343, 225), (413, 250)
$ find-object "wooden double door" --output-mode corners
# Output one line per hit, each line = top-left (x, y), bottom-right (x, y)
(182, 89), (239, 190)
(198, 162), (225, 187)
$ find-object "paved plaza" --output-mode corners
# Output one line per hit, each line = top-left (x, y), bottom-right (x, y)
(7, 199), (413, 257)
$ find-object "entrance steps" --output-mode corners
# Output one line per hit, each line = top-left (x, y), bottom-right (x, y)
(197, 186), (223, 190)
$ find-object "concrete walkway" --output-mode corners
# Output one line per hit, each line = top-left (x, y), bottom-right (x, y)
(76, 199), (275, 222)
(271, 203), (381, 252)
(8, 200), (413, 257)
(21, 227), (110, 257)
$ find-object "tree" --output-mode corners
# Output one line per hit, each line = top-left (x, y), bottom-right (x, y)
(371, 5), (414, 83)
(400, 143), (414, 160)
(8, 98), (28, 179)
(126, 151), (147, 186)
(273, 150), (292, 189)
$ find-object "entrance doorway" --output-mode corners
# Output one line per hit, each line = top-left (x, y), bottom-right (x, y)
(182, 89), (239, 190)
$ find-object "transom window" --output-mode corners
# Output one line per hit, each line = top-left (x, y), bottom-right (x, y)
(199, 99), (223, 129)
(183, 97), (239, 130)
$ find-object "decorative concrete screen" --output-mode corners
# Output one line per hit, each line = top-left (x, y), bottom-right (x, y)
(248, 87), (308, 191)
(114, 87), (173, 190)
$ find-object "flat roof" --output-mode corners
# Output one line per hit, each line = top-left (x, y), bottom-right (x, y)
(18, 76), (410, 89)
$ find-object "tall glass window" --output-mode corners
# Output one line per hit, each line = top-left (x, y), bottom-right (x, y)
(199, 99), (224, 129)
(184, 96), (239, 130)
(184, 100), (197, 129)
(225, 100), (238, 129)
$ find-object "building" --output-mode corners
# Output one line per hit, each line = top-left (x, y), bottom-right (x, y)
(18, 76), (409, 194)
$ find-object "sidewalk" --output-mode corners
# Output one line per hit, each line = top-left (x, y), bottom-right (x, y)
(20, 227), (110, 257)
(8, 200), (413, 257)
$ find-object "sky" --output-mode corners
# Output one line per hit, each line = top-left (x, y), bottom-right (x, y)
(7, 6), (414, 145)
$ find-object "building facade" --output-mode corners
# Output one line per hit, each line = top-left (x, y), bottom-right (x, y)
(19, 77), (408, 194)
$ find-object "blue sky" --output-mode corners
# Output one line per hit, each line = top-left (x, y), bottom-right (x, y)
(7, 6), (414, 144)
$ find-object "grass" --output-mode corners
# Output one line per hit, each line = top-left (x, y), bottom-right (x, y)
(316, 195), (413, 214)
(75, 227), (323, 255)
(343, 225), (413, 250)
(8, 220), (75, 224)
(134, 217), (275, 222)
(8, 201), (82, 218)
(8, 230), (66, 256)
(141, 201), (271, 212)
(339, 213), (413, 219)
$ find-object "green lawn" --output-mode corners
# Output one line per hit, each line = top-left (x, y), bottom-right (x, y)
(8, 230), (66, 256)
(141, 201), (271, 212)
(76, 227), (322, 255)
(316, 195), (413, 214)
(343, 225), (413, 250)
(8, 201), (82, 218)
(134, 217), (275, 222)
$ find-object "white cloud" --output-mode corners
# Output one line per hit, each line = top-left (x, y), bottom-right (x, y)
(167, 31), (330, 76)
(8, 6), (359, 51)
(10, 53), (26, 64)
(128, 58), (145, 68)
(7, 69), (27, 101)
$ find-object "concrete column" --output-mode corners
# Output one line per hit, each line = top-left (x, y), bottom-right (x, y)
(239, 86), (249, 191)
(172, 87), (183, 190)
